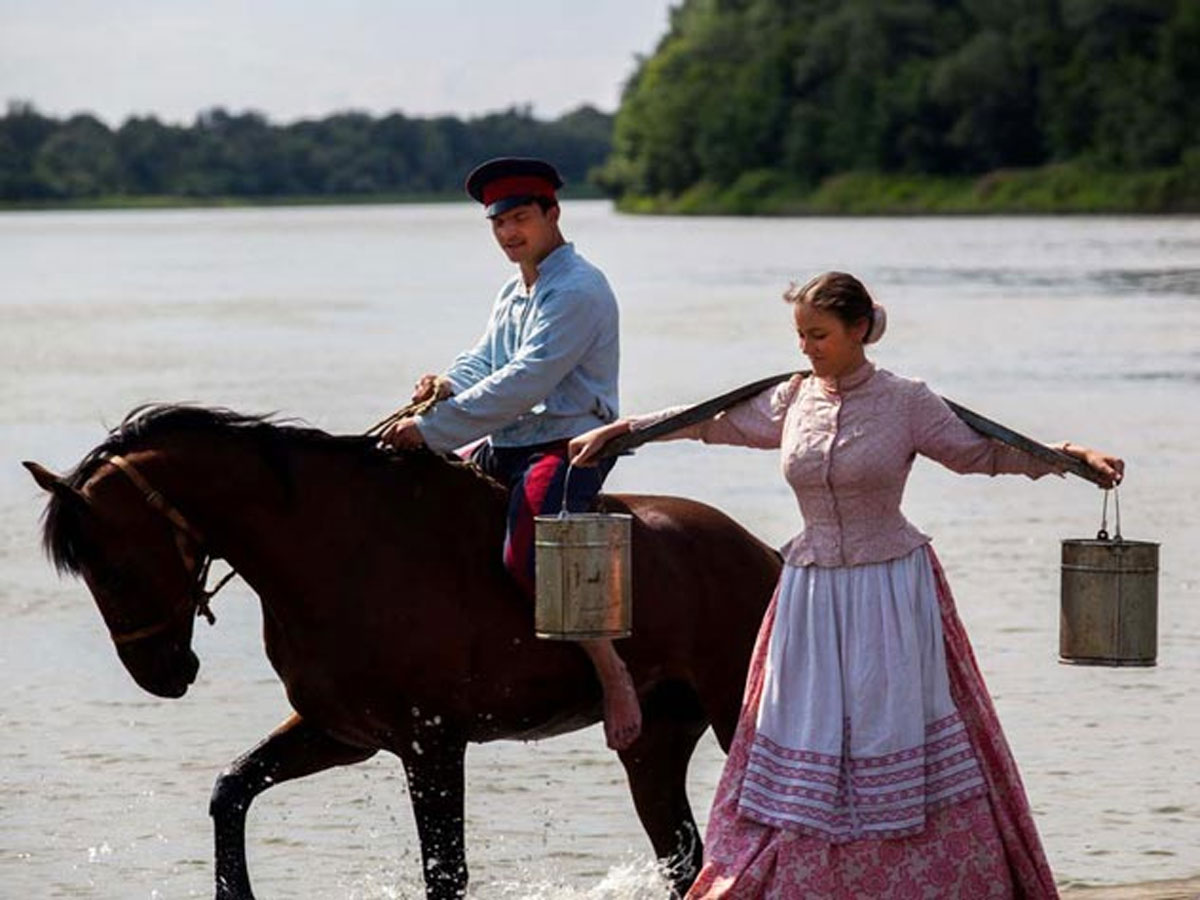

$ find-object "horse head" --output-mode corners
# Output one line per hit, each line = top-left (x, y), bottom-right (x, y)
(25, 403), (508, 705)
(26, 454), (202, 698)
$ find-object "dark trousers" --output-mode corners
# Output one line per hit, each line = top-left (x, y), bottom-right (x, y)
(470, 440), (616, 595)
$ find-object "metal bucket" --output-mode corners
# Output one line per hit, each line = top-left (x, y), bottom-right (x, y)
(534, 512), (632, 640)
(1060, 535), (1159, 666)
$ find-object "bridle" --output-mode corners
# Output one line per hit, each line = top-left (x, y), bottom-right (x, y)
(98, 454), (235, 646)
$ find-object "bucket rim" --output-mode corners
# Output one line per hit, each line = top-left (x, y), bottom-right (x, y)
(536, 628), (633, 640)
(1060, 538), (1159, 549)
(533, 512), (634, 523)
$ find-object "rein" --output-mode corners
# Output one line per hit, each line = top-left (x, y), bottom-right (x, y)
(101, 454), (235, 645)
(365, 396), (439, 438)
(95, 394), (437, 648)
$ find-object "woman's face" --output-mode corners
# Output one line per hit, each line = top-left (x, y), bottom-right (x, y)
(792, 302), (868, 379)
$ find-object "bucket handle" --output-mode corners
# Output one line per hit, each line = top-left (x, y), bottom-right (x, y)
(559, 463), (576, 519)
(1097, 487), (1121, 541)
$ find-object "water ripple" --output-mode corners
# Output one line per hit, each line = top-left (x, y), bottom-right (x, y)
(874, 266), (1200, 296)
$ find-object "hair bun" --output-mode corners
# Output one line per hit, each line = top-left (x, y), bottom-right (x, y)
(864, 303), (887, 344)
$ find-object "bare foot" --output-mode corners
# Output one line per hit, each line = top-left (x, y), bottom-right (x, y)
(581, 639), (643, 751)
(602, 674), (642, 751)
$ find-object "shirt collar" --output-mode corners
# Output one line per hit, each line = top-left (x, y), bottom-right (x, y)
(535, 241), (574, 280)
(512, 242), (573, 298)
(818, 360), (875, 394)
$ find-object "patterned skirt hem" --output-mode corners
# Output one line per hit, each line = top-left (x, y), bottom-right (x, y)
(736, 780), (989, 844)
(736, 707), (987, 842)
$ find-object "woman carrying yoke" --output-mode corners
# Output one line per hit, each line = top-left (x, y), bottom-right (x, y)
(570, 272), (1123, 898)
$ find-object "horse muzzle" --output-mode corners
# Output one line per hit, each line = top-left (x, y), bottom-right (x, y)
(121, 644), (200, 698)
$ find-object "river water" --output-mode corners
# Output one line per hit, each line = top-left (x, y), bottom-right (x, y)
(1, 202), (1197, 898)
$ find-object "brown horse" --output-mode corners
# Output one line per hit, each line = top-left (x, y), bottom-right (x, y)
(25, 405), (780, 900)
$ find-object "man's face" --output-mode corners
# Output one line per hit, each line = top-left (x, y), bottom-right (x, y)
(490, 202), (560, 266)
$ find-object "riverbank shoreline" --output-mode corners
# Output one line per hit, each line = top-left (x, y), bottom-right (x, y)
(613, 161), (1200, 216)
(0, 192), (464, 212)
(1062, 874), (1200, 899)
(0, 187), (607, 213)
(4, 162), (1198, 215)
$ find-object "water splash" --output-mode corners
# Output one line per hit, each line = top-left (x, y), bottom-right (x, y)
(342, 866), (418, 900)
(489, 858), (674, 900)
(86, 842), (113, 863)
(341, 857), (673, 899)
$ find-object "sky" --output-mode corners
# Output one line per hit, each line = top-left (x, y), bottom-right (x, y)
(1, 0), (676, 125)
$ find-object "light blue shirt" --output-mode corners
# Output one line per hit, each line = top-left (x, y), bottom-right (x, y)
(415, 242), (620, 451)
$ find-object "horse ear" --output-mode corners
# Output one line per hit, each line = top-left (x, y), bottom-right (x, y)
(23, 461), (89, 509)
(24, 461), (62, 492)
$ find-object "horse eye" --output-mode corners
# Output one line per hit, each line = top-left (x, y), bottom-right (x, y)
(97, 564), (134, 593)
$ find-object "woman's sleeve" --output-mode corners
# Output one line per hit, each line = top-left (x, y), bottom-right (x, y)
(908, 381), (1065, 479)
(626, 374), (803, 450)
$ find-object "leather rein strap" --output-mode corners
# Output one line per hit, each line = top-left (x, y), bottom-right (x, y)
(107, 454), (204, 570)
(101, 454), (231, 645)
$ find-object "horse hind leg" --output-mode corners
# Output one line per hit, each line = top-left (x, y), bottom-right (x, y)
(209, 714), (376, 900)
(619, 681), (710, 898)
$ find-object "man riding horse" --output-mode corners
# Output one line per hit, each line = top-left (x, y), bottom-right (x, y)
(380, 156), (642, 751)
(26, 155), (786, 900)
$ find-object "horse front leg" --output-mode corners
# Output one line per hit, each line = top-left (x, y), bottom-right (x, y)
(398, 735), (468, 900)
(618, 695), (710, 898)
(209, 713), (376, 900)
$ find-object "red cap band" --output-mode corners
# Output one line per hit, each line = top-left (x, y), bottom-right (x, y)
(481, 175), (557, 207)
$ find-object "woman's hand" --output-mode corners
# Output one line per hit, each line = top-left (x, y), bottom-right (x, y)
(569, 420), (632, 467)
(1060, 442), (1125, 489)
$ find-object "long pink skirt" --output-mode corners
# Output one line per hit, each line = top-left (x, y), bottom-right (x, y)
(686, 547), (1059, 899)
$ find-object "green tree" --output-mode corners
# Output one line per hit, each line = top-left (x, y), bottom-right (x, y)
(1046, 0), (1186, 166)
(601, 0), (1198, 204)
(0, 101), (615, 203)
(32, 114), (119, 198)
(116, 116), (184, 194)
(0, 101), (58, 199)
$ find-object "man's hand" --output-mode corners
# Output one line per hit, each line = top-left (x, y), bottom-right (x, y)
(380, 417), (428, 451)
(411, 374), (453, 404)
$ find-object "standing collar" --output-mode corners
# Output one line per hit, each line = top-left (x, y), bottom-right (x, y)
(534, 241), (574, 279)
(513, 241), (574, 297)
(817, 360), (876, 394)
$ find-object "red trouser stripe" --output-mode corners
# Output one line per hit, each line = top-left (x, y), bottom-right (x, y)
(504, 449), (566, 595)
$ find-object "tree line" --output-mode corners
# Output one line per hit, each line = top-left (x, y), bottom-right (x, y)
(0, 102), (612, 202)
(5, 0), (1198, 211)
(597, 0), (1200, 204)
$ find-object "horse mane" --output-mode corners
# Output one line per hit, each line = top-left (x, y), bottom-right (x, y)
(40, 403), (502, 576)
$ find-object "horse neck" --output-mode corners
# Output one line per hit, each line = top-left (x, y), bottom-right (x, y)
(130, 430), (288, 567)
(134, 430), (505, 606)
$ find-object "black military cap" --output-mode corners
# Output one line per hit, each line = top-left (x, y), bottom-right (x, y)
(465, 157), (565, 217)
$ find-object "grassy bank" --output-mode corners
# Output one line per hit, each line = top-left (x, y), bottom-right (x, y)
(6, 165), (1197, 215)
(0, 192), (464, 212)
(616, 158), (1200, 216)
(0, 185), (606, 213)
